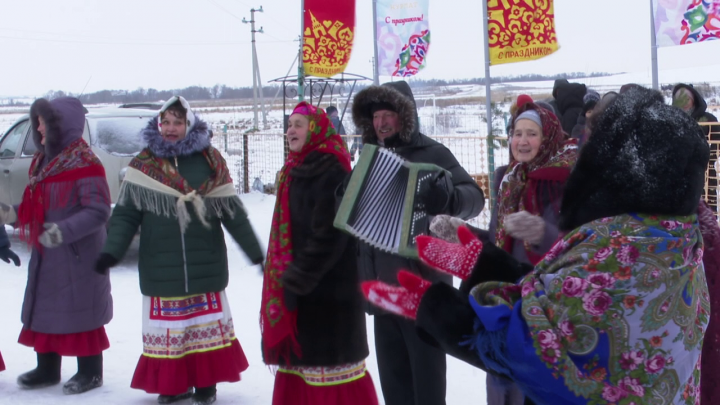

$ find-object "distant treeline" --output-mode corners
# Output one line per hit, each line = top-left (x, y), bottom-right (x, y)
(404, 72), (615, 87)
(39, 84), (279, 106)
(14, 72), (624, 106)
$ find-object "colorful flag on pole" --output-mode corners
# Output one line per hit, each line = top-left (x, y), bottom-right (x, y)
(487, 0), (559, 65)
(376, 0), (431, 77)
(303, 0), (355, 77)
(653, 0), (720, 47)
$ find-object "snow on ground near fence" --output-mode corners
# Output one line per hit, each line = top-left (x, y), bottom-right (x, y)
(0, 193), (487, 405)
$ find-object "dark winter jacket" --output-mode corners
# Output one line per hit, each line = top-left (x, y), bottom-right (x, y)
(570, 115), (586, 140)
(102, 117), (263, 297)
(352, 81), (485, 313)
(555, 82), (586, 135)
(414, 86), (710, 405)
(22, 97), (112, 334)
(541, 79), (568, 119)
(673, 83), (718, 123)
(278, 151), (369, 366)
(0, 226), (9, 250)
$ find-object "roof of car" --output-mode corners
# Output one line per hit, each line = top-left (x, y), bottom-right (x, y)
(86, 107), (158, 118)
(8, 107), (157, 124)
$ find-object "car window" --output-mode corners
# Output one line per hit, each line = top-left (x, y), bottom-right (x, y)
(0, 120), (29, 159)
(22, 125), (38, 156)
(89, 116), (148, 156)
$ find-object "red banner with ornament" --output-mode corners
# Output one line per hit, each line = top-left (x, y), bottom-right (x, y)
(303, 0), (355, 77)
(488, 0), (559, 65)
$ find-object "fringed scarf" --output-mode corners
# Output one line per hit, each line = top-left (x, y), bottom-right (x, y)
(261, 102), (351, 365)
(495, 104), (578, 264)
(16, 138), (108, 249)
(118, 146), (238, 232)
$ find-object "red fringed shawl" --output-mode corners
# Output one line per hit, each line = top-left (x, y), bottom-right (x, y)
(495, 104), (578, 265)
(261, 102), (351, 365)
(16, 138), (107, 249)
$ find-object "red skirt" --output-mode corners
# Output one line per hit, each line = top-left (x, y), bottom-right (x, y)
(18, 327), (109, 356)
(131, 338), (248, 395)
(0, 351), (5, 372)
(272, 363), (379, 405)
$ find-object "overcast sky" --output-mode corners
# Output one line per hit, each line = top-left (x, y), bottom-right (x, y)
(1, 0), (719, 97)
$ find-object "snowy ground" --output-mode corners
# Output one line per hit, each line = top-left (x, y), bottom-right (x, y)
(0, 193), (487, 404)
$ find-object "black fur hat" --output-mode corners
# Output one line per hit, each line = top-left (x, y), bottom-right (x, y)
(558, 86), (709, 231)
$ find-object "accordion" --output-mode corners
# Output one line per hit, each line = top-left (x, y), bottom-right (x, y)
(334, 144), (448, 258)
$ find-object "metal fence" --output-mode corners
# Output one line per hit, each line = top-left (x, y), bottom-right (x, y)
(210, 122), (720, 234)
(209, 129), (509, 229)
(703, 123), (720, 214)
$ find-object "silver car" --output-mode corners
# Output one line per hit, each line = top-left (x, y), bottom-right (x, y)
(0, 107), (157, 206)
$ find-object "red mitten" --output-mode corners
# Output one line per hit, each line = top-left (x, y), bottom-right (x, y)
(416, 225), (483, 280)
(361, 270), (432, 320)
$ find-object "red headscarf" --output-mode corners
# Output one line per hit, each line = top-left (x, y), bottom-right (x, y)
(261, 102), (351, 365)
(495, 103), (578, 264)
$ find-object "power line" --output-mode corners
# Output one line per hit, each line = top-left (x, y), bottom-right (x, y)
(0, 34), (291, 46)
(206, 0), (244, 21)
(206, 0), (296, 44)
(234, 0), (298, 37)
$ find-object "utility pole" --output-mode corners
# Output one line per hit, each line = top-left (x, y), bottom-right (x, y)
(372, 0), (379, 85)
(243, 6), (267, 130)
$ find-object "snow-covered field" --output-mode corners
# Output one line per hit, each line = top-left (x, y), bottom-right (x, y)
(0, 193), (487, 405)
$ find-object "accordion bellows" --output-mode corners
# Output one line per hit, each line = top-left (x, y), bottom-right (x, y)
(334, 145), (448, 258)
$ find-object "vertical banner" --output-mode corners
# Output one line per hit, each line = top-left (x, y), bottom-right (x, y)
(488, 0), (559, 65)
(303, 0), (355, 78)
(376, 0), (431, 77)
(653, 0), (720, 47)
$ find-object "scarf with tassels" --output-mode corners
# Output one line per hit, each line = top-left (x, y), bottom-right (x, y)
(261, 102), (351, 366)
(495, 104), (578, 265)
(17, 138), (108, 249)
(118, 146), (238, 233)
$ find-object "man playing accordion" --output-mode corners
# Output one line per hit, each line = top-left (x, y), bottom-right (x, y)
(351, 81), (484, 405)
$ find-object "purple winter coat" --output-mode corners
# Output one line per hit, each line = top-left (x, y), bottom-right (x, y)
(19, 97), (112, 334)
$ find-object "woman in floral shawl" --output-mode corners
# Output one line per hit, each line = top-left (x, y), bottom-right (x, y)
(494, 100), (578, 267)
(261, 102), (378, 405)
(96, 96), (264, 405)
(362, 86), (711, 405)
(0, 97), (112, 396)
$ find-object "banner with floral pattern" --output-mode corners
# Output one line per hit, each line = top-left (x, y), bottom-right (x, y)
(653, 0), (720, 47)
(487, 0), (559, 65)
(303, 0), (355, 78)
(376, 0), (431, 77)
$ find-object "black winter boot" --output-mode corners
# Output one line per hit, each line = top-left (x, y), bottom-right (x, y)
(17, 352), (62, 389)
(158, 388), (193, 404)
(192, 385), (217, 405)
(63, 354), (103, 395)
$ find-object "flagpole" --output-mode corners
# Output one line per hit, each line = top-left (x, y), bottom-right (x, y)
(482, 0), (495, 197)
(298, 0), (305, 101)
(372, 0), (380, 85)
(650, 0), (659, 90)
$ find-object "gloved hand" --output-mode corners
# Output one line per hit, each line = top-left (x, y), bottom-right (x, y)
(420, 171), (454, 215)
(38, 223), (62, 248)
(416, 226), (483, 280)
(362, 270), (431, 320)
(504, 211), (545, 245)
(0, 202), (17, 225)
(284, 288), (298, 312)
(94, 253), (119, 275)
(429, 214), (466, 243)
(0, 245), (20, 266)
